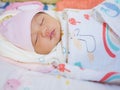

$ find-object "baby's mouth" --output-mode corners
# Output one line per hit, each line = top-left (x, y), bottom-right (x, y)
(50, 29), (55, 40)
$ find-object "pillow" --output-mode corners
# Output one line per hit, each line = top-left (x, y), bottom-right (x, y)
(1, 0), (60, 4)
(5, 1), (44, 11)
(56, 0), (104, 11)
(39, 0), (60, 4)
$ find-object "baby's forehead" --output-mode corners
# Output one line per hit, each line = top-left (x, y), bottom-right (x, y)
(33, 12), (50, 20)
(43, 10), (59, 20)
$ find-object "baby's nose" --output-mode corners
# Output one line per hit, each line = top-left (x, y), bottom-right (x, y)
(45, 30), (50, 37)
(41, 28), (50, 38)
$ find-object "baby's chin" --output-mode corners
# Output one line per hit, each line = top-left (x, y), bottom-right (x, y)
(55, 30), (61, 41)
(35, 50), (50, 55)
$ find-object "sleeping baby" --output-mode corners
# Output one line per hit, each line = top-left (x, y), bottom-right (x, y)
(0, 0), (120, 73)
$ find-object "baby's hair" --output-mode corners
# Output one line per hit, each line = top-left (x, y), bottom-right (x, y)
(36, 11), (45, 15)
(59, 29), (63, 41)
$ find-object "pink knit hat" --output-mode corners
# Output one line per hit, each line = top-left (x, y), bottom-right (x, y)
(0, 10), (40, 51)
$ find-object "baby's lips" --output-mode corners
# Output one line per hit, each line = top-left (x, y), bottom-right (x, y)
(49, 29), (55, 40)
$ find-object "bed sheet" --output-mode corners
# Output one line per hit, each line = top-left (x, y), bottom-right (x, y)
(0, 57), (120, 90)
(0, 2), (9, 14)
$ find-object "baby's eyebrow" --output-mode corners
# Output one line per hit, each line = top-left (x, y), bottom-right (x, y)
(40, 17), (44, 25)
(35, 33), (38, 46)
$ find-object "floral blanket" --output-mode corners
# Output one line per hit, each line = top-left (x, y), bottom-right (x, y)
(1, 57), (120, 90)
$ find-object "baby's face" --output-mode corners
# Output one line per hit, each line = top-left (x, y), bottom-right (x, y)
(31, 12), (61, 54)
